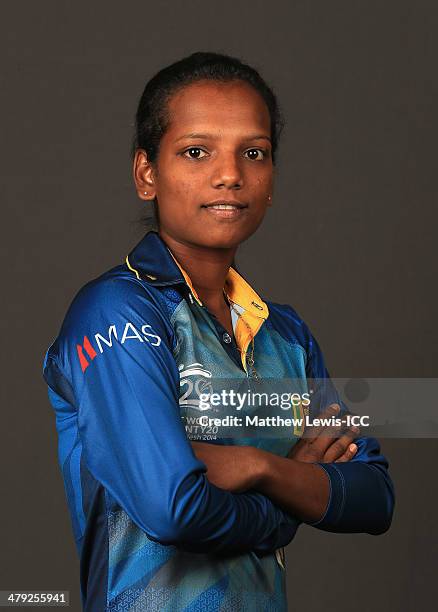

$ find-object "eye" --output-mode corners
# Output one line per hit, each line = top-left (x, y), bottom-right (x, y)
(245, 148), (267, 161)
(182, 147), (208, 160)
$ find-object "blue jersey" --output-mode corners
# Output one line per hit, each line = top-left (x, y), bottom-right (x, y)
(43, 230), (394, 611)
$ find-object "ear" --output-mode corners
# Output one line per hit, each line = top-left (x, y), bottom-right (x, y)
(133, 149), (156, 201)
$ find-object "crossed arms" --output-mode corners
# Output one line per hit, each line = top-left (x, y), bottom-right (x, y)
(191, 402), (395, 533)
(43, 279), (395, 557)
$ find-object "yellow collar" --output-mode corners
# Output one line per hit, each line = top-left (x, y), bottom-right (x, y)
(167, 247), (269, 371)
(167, 248), (269, 320)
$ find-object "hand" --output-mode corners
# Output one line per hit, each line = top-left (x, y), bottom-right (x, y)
(190, 441), (261, 493)
(288, 403), (360, 464)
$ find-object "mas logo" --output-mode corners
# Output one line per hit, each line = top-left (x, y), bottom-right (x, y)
(77, 322), (161, 372)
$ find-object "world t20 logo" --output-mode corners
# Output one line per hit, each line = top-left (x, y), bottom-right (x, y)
(178, 362), (213, 411)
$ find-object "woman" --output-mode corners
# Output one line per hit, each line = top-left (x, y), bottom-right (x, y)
(43, 51), (395, 612)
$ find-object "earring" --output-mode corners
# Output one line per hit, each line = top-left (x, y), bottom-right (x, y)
(144, 191), (148, 195)
(268, 195), (271, 201)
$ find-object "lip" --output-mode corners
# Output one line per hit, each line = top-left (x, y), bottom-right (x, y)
(201, 200), (248, 220)
(201, 200), (248, 209)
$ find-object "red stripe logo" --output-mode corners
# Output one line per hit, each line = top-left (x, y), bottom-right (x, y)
(76, 336), (97, 372)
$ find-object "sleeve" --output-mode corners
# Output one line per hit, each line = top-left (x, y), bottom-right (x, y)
(296, 311), (395, 535)
(43, 277), (300, 555)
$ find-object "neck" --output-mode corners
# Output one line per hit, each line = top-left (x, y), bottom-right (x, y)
(159, 230), (237, 311)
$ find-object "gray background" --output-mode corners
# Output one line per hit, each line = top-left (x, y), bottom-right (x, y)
(1, 1), (437, 610)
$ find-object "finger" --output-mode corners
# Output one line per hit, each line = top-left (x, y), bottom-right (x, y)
(334, 443), (358, 463)
(303, 403), (342, 443)
(306, 404), (346, 456)
(323, 426), (360, 463)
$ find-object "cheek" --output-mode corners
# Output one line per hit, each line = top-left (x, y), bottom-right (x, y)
(247, 171), (272, 201)
(157, 175), (202, 223)
(179, 179), (199, 199)
(162, 171), (202, 198)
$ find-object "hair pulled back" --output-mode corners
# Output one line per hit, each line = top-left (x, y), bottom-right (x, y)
(132, 51), (285, 166)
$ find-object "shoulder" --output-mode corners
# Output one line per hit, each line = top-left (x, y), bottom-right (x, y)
(264, 299), (314, 349)
(46, 264), (178, 367)
(265, 299), (332, 379)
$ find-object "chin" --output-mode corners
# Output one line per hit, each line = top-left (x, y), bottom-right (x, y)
(197, 226), (252, 249)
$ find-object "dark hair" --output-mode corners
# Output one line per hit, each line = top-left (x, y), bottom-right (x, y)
(132, 51), (285, 260)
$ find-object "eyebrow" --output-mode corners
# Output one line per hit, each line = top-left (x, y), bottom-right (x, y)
(175, 132), (272, 143)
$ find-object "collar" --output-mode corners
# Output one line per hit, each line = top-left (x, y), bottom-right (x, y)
(125, 230), (269, 320)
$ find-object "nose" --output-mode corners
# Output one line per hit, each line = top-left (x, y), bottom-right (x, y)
(211, 151), (243, 189)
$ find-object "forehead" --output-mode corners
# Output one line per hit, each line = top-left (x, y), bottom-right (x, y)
(165, 80), (270, 136)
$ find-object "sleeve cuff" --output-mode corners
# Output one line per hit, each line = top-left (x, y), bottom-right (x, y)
(306, 462), (346, 528)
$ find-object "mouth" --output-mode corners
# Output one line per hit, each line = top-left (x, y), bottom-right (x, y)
(201, 200), (248, 219)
